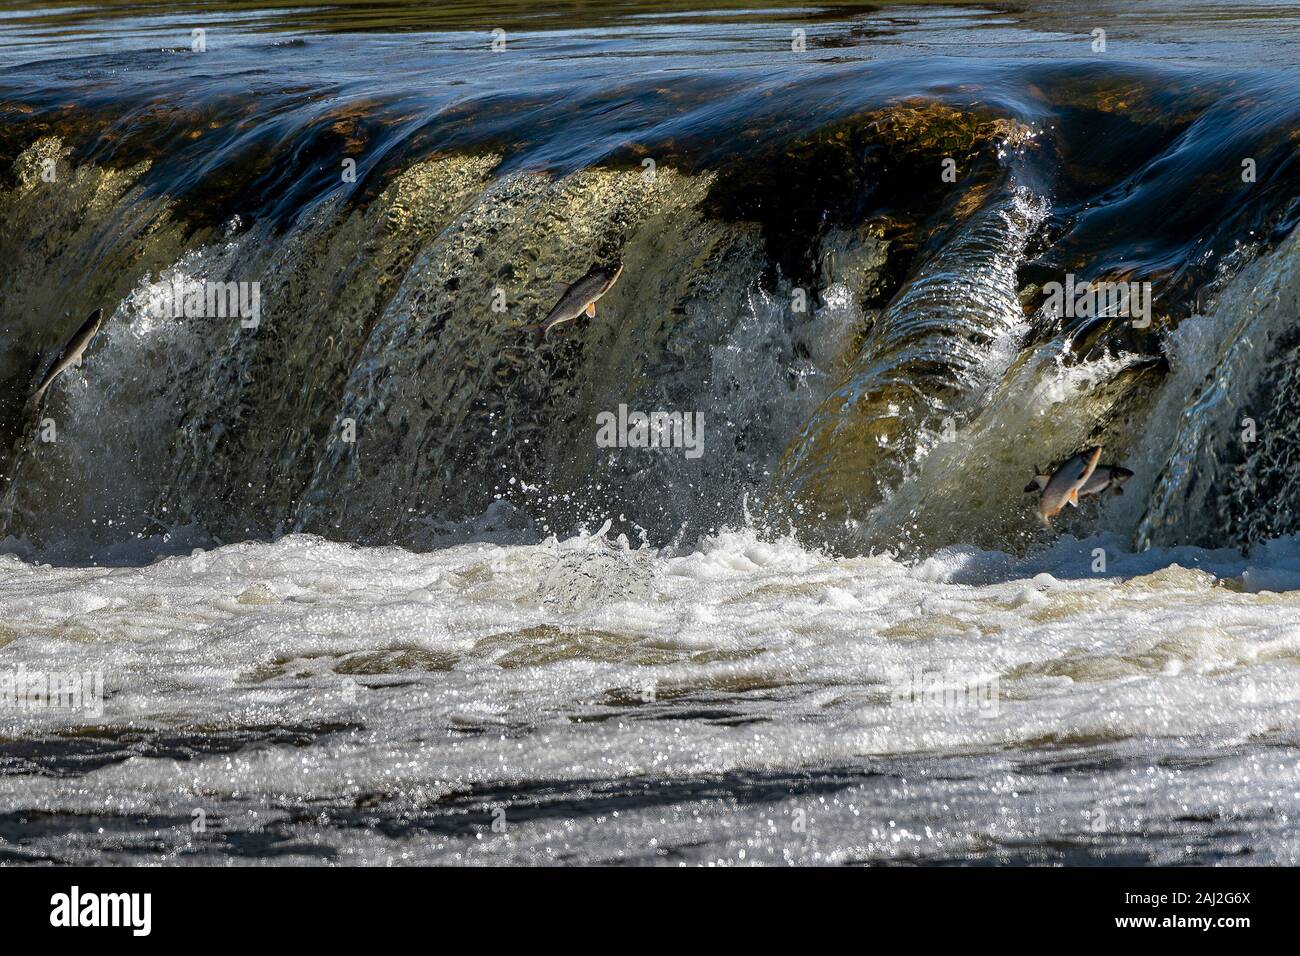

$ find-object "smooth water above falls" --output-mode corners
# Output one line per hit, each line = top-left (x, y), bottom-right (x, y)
(3, 1), (1300, 865)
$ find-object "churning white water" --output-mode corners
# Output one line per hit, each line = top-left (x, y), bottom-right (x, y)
(3, 522), (1299, 864)
(6, 0), (1300, 867)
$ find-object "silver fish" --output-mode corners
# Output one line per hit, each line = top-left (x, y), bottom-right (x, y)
(1078, 464), (1133, 497)
(1025, 461), (1133, 499)
(28, 308), (104, 410)
(526, 261), (623, 340)
(1024, 446), (1102, 524)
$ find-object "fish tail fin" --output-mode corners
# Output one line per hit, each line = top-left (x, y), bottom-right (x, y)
(1024, 468), (1050, 493)
(517, 323), (547, 342)
(24, 386), (46, 416)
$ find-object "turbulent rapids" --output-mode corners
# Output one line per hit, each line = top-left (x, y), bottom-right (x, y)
(4, 1), (1300, 866)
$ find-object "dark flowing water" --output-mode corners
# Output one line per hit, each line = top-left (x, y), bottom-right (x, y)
(2, 1), (1300, 865)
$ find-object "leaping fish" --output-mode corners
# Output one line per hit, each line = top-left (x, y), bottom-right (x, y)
(1024, 446), (1102, 526)
(27, 308), (104, 412)
(1025, 460), (1133, 500)
(523, 261), (623, 340)
(1077, 463), (1133, 498)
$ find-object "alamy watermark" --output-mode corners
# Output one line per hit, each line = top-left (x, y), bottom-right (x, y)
(1042, 274), (1152, 328)
(1, 664), (104, 717)
(50, 886), (151, 936)
(147, 277), (261, 328)
(891, 666), (1000, 719)
(595, 404), (704, 459)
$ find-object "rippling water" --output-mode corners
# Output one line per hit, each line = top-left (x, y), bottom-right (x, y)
(5, 527), (1300, 864)
(3, 1), (1300, 865)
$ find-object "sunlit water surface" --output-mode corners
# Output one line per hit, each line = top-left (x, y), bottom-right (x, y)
(3, 1), (1300, 864)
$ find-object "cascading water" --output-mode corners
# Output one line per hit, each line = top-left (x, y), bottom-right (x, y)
(4, 51), (1300, 556)
(772, 176), (1047, 541)
(6, 2), (1300, 867)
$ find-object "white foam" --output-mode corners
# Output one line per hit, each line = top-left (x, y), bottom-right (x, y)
(1, 526), (1298, 864)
